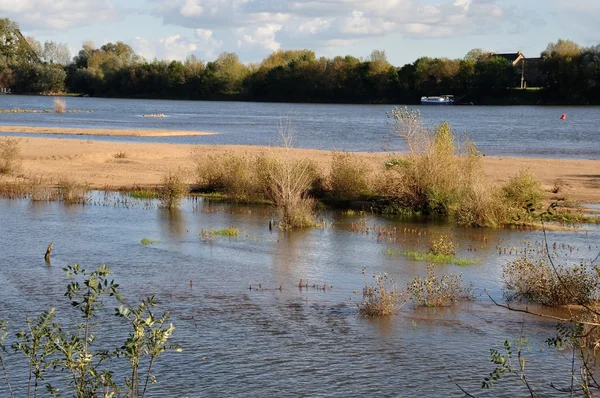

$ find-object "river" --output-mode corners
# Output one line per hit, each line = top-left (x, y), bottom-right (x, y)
(0, 95), (598, 159)
(0, 194), (598, 397)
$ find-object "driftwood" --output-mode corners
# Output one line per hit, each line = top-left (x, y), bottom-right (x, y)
(44, 242), (53, 263)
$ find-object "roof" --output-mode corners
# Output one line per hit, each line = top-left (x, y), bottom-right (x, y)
(494, 51), (525, 66)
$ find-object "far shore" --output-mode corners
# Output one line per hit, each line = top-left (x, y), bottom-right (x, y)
(2, 136), (599, 204)
(0, 125), (217, 137)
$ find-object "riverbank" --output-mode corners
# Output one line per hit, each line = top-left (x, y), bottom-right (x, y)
(2, 137), (598, 204)
(0, 126), (217, 137)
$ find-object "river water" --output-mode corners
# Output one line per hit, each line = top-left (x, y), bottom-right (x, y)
(0, 95), (598, 159)
(1, 194), (598, 397)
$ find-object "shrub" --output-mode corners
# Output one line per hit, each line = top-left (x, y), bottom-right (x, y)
(329, 151), (371, 200)
(159, 171), (188, 209)
(259, 154), (318, 229)
(53, 97), (66, 113)
(58, 178), (90, 204)
(358, 271), (404, 316)
(385, 107), (518, 227)
(503, 256), (598, 306)
(454, 180), (509, 228)
(408, 264), (474, 307)
(502, 170), (545, 219)
(0, 137), (22, 175)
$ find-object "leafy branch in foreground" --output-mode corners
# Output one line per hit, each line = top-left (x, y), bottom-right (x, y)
(0, 264), (180, 398)
(116, 297), (181, 397)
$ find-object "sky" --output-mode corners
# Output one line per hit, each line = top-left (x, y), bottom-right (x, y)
(3, 0), (599, 66)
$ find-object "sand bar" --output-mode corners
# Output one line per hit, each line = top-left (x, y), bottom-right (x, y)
(0, 125), (217, 137)
(3, 136), (599, 203)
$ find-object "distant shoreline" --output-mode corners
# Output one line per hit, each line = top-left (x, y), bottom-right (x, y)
(0, 125), (217, 137)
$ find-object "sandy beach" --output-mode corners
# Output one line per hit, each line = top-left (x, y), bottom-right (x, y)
(0, 125), (217, 137)
(3, 136), (599, 203)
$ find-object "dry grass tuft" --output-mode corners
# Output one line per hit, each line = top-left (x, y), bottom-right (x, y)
(329, 151), (372, 201)
(195, 152), (259, 200)
(53, 97), (67, 113)
(0, 137), (23, 175)
(28, 176), (59, 201)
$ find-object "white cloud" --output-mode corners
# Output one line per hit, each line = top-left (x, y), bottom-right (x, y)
(0, 0), (118, 30)
(238, 24), (282, 52)
(133, 30), (223, 61)
(151, 0), (515, 44)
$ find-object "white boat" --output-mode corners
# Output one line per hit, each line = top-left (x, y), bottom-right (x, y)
(421, 95), (454, 105)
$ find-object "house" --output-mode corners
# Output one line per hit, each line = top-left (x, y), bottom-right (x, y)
(494, 51), (544, 88)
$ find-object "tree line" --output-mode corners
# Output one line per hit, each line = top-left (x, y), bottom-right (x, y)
(0, 18), (599, 104)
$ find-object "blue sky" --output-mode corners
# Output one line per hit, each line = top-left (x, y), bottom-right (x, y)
(4, 0), (599, 65)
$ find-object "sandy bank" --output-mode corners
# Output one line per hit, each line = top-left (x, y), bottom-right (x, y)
(0, 125), (217, 137)
(3, 137), (599, 203)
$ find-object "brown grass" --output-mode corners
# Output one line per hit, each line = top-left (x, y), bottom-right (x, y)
(0, 137), (22, 175)
(329, 151), (371, 201)
(58, 178), (90, 204)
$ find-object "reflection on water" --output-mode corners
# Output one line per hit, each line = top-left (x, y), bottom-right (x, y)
(0, 194), (598, 396)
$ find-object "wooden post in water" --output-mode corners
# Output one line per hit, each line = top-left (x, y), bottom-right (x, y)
(44, 242), (53, 264)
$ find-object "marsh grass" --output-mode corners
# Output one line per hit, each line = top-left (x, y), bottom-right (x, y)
(159, 171), (188, 209)
(358, 271), (404, 317)
(408, 264), (474, 307)
(0, 181), (28, 199)
(123, 187), (160, 199)
(28, 176), (59, 201)
(0, 137), (22, 175)
(141, 238), (160, 245)
(53, 97), (66, 113)
(58, 178), (90, 204)
(503, 256), (598, 306)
